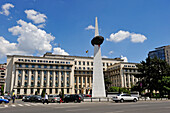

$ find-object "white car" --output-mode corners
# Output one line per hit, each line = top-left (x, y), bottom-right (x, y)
(112, 94), (138, 103)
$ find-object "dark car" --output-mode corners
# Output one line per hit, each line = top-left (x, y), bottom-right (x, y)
(64, 94), (83, 103)
(3, 95), (11, 101)
(29, 95), (42, 102)
(24, 95), (32, 102)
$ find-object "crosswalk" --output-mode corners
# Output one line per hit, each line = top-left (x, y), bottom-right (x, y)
(0, 103), (51, 109)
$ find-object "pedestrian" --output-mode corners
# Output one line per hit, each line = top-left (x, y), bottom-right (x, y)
(43, 93), (48, 104)
(12, 94), (16, 104)
(59, 93), (63, 103)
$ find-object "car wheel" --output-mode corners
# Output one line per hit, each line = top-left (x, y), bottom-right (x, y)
(2, 101), (5, 104)
(133, 98), (137, 102)
(51, 99), (55, 103)
(120, 99), (124, 103)
(74, 100), (77, 103)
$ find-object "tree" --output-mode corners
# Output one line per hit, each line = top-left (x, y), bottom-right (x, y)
(134, 56), (170, 97)
(0, 85), (4, 96)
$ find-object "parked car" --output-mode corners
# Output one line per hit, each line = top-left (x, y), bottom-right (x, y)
(48, 95), (60, 103)
(24, 95), (32, 102)
(3, 95), (11, 101)
(112, 94), (138, 103)
(64, 94), (83, 103)
(85, 94), (91, 97)
(29, 95), (42, 102)
(22, 96), (26, 101)
(0, 96), (9, 104)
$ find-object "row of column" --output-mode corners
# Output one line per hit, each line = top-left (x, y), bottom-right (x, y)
(121, 74), (138, 88)
(75, 76), (92, 94)
(14, 70), (72, 95)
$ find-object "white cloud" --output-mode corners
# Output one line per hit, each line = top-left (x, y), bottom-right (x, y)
(0, 3), (14, 16)
(25, 9), (47, 24)
(102, 56), (108, 58)
(0, 36), (26, 58)
(130, 33), (147, 43)
(106, 30), (130, 42)
(8, 19), (55, 55)
(121, 55), (128, 62)
(106, 30), (147, 43)
(85, 25), (95, 30)
(37, 23), (46, 28)
(53, 47), (69, 55)
(109, 51), (114, 55)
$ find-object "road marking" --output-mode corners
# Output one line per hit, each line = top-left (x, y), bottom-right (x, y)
(11, 105), (16, 107)
(18, 104), (23, 106)
(0, 107), (5, 109)
(4, 105), (8, 107)
(66, 109), (88, 111)
(24, 104), (31, 106)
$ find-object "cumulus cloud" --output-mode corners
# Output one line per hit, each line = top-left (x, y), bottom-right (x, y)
(0, 36), (26, 58)
(85, 25), (95, 30)
(37, 23), (46, 28)
(102, 56), (108, 58)
(121, 55), (128, 62)
(0, 3), (14, 16)
(8, 19), (55, 54)
(130, 33), (147, 43)
(106, 30), (130, 42)
(53, 47), (69, 55)
(109, 51), (114, 55)
(25, 9), (47, 24)
(106, 30), (147, 43)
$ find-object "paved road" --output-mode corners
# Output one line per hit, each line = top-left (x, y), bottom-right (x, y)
(0, 100), (170, 113)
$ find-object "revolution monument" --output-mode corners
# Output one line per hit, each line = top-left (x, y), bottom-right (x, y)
(91, 17), (106, 97)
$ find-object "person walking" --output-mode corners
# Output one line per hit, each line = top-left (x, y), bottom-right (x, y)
(12, 94), (16, 104)
(43, 93), (48, 104)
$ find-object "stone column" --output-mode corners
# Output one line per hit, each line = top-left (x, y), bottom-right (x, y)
(85, 76), (87, 88)
(21, 70), (25, 87)
(52, 71), (56, 94)
(132, 75), (134, 85)
(34, 70), (38, 87)
(40, 71), (44, 87)
(64, 72), (67, 93)
(58, 71), (61, 94)
(77, 76), (79, 94)
(128, 74), (131, 88)
(89, 76), (92, 88)
(14, 70), (18, 87)
(124, 74), (126, 88)
(28, 70), (31, 87)
(47, 71), (50, 87)
(121, 75), (124, 87)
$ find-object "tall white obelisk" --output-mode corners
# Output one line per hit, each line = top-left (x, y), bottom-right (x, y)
(91, 17), (106, 97)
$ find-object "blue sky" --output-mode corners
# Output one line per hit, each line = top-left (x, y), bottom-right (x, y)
(0, 0), (170, 63)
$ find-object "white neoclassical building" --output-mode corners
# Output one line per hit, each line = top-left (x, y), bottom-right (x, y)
(5, 52), (123, 95)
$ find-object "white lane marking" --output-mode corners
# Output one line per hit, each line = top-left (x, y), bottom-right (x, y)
(30, 103), (38, 106)
(66, 109), (88, 111)
(18, 104), (23, 106)
(11, 105), (16, 107)
(4, 105), (8, 107)
(24, 104), (31, 106)
(0, 107), (5, 109)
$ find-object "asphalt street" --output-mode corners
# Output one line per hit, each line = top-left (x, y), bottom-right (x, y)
(0, 100), (170, 113)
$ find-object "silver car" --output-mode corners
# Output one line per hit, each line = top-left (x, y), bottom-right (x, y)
(48, 95), (60, 103)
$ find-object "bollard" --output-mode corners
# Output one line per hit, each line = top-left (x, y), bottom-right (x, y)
(99, 98), (100, 102)
(91, 98), (92, 102)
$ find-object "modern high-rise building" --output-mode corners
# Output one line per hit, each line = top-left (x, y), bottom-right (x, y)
(148, 45), (170, 65)
(5, 52), (123, 95)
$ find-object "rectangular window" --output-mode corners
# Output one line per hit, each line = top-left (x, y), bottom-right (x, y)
(83, 61), (85, 65)
(32, 65), (35, 68)
(79, 77), (81, 83)
(83, 77), (85, 83)
(75, 61), (77, 65)
(74, 77), (77, 83)
(79, 61), (81, 65)
(91, 62), (93, 66)
(87, 62), (89, 66)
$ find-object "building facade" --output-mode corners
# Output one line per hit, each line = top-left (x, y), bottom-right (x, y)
(106, 62), (140, 89)
(6, 52), (123, 95)
(0, 63), (6, 91)
(148, 45), (170, 65)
